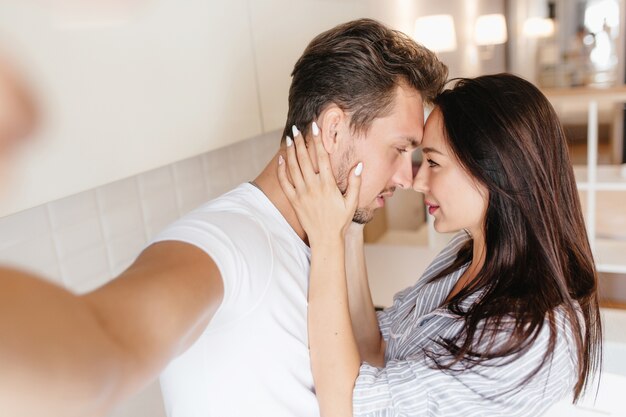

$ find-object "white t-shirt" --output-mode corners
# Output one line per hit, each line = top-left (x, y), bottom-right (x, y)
(151, 183), (318, 417)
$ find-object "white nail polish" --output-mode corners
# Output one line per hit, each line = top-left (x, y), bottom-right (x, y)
(286, 136), (293, 147)
(312, 121), (320, 136)
(292, 125), (300, 137)
(355, 162), (363, 176)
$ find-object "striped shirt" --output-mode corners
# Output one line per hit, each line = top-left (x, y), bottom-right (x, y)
(353, 232), (578, 416)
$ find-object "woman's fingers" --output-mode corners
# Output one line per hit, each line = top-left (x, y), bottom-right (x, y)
(311, 122), (333, 182)
(292, 126), (317, 184)
(277, 154), (297, 203)
(344, 162), (363, 213)
(285, 134), (305, 191)
(281, 122), (361, 210)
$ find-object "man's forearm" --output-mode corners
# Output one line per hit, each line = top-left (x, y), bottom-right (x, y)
(344, 224), (385, 367)
(0, 241), (224, 417)
(0, 269), (125, 417)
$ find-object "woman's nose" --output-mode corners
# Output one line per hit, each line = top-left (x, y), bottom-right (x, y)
(412, 163), (428, 194)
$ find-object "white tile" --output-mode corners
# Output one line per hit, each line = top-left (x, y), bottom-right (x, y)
(173, 156), (205, 186)
(54, 217), (104, 259)
(48, 190), (99, 231)
(0, 235), (63, 286)
(60, 245), (111, 291)
(173, 156), (209, 214)
(223, 131), (280, 185)
(0, 205), (51, 249)
(138, 166), (180, 223)
(99, 204), (145, 242)
(202, 148), (239, 198)
(227, 141), (261, 184)
(141, 193), (179, 225)
(97, 176), (141, 212)
(145, 215), (177, 242)
(96, 177), (145, 243)
(202, 145), (230, 172)
(204, 173), (234, 198)
(250, 130), (280, 171)
(138, 165), (176, 198)
(106, 230), (146, 277)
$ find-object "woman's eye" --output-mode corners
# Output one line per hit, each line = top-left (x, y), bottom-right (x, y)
(427, 158), (439, 167)
(396, 148), (408, 154)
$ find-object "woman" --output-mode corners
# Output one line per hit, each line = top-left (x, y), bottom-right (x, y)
(277, 74), (602, 416)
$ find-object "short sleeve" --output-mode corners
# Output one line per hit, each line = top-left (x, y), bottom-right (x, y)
(150, 210), (273, 329)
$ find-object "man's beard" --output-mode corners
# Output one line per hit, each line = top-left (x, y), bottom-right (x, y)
(335, 146), (375, 225)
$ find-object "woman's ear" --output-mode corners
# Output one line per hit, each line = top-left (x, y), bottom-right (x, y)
(318, 105), (344, 155)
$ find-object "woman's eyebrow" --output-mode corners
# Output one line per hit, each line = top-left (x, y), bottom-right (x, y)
(421, 146), (444, 155)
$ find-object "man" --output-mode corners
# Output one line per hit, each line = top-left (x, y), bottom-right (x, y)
(0, 56), (36, 170)
(0, 19), (447, 417)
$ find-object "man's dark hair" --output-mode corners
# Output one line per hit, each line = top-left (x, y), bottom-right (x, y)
(282, 18), (448, 141)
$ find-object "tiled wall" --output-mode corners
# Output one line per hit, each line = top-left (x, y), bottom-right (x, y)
(0, 130), (279, 293)
(0, 130), (280, 417)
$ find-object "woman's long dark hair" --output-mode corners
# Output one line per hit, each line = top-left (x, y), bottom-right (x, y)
(429, 74), (601, 401)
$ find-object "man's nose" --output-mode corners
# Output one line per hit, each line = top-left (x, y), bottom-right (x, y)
(391, 154), (414, 189)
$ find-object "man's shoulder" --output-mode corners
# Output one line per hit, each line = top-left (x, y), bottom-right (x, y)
(153, 184), (271, 253)
(177, 184), (261, 225)
(195, 183), (259, 214)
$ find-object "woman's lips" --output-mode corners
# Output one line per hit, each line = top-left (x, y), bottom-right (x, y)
(425, 200), (439, 215)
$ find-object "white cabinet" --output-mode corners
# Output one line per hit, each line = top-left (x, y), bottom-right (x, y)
(0, 0), (263, 217)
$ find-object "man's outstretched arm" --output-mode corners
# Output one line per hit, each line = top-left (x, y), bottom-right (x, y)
(0, 240), (224, 417)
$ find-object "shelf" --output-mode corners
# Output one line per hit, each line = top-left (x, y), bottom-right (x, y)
(575, 165), (626, 191)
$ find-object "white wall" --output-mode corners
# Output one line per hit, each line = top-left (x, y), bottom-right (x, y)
(0, 0), (373, 217)
(0, 0), (264, 216)
(0, 0), (507, 217)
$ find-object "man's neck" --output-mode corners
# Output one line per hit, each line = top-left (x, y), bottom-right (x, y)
(252, 151), (308, 243)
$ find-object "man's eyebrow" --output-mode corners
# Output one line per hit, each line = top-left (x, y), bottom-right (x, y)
(421, 146), (444, 155)
(401, 136), (419, 148)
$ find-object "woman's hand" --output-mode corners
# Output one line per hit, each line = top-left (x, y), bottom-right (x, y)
(277, 123), (362, 247)
(279, 122), (362, 417)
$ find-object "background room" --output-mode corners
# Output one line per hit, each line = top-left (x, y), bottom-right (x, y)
(0, 1), (624, 416)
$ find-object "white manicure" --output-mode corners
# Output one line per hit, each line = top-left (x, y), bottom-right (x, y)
(355, 162), (363, 176)
(292, 125), (300, 137)
(286, 136), (293, 147)
(312, 121), (320, 136)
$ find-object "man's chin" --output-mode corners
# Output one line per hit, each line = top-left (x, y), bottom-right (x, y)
(352, 207), (375, 224)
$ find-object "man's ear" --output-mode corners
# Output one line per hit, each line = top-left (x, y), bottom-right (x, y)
(317, 105), (345, 155)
